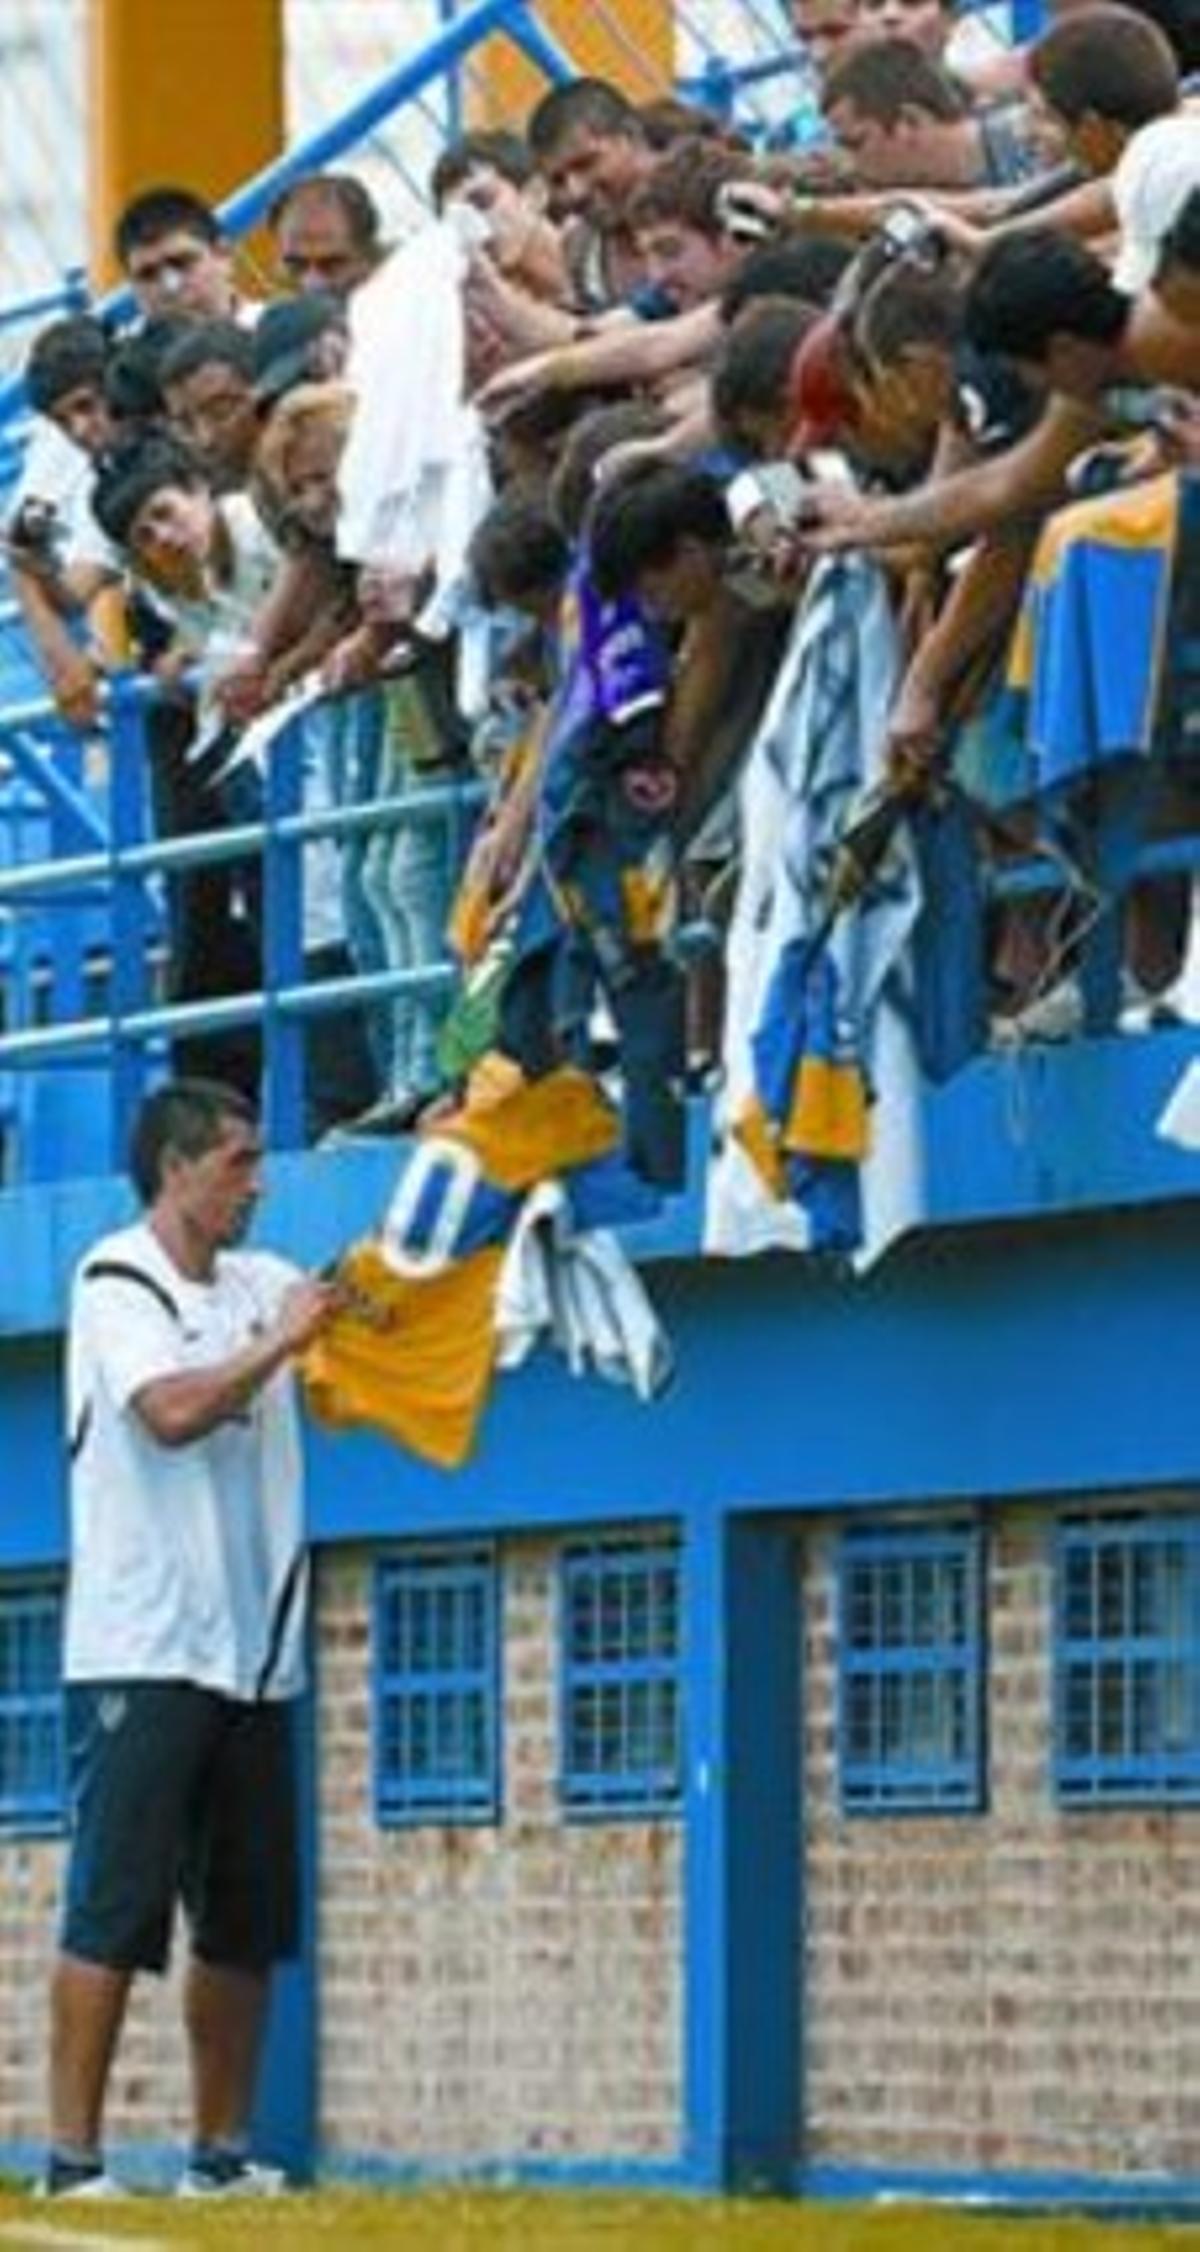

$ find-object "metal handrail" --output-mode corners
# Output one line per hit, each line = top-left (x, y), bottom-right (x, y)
(0, 777), (485, 904)
(0, 273), (90, 338)
(0, 0), (580, 426)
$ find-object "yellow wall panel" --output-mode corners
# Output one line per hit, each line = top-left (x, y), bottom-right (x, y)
(87, 0), (283, 288)
(468, 0), (675, 130)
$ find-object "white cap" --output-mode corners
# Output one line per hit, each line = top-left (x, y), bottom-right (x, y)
(1112, 113), (1200, 294)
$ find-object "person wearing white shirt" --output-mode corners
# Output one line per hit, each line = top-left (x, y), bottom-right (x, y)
(45, 1080), (337, 2202)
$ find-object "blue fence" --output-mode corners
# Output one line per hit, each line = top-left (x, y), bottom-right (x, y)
(0, 0), (1178, 1199)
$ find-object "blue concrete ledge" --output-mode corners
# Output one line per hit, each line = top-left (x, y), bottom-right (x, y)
(0, 2139), (692, 2197)
(801, 2160), (1200, 2220)
(0, 1026), (1193, 1340)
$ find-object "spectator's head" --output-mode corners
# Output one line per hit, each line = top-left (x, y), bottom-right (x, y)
(92, 433), (217, 587)
(255, 381), (355, 542)
(469, 490), (570, 625)
(712, 298), (820, 457)
(527, 79), (653, 226)
(251, 293), (348, 410)
(965, 229), (1130, 397)
(488, 384), (621, 491)
(1030, 6), (1179, 174)
(269, 173), (384, 299)
(852, 251), (965, 453)
(1103, 0), (1199, 70)
(431, 128), (536, 217)
(638, 96), (734, 150)
(588, 460), (732, 619)
(626, 139), (756, 310)
(786, 310), (862, 455)
(25, 316), (112, 456)
(114, 187), (235, 321)
(822, 39), (977, 187)
(719, 234), (854, 322)
(550, 401), (670, 540)
(1154, 182), (1200, 323)
(102, 316), (192, 434)
(859, 0), (956, 58)
(159, 320), (258, 492)
(129, 1078), (259, 1220)
(789, 0), (865, 81)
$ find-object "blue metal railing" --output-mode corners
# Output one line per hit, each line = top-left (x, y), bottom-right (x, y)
(0, 0), (580, 429)
(0, 272), (89, 341)
(0, 676), (485, 1171)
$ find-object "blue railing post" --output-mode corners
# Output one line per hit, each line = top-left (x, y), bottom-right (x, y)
(106, 675), (151, 1167)
(698, 53), (736, 122)
(262, 717), (307, 1152)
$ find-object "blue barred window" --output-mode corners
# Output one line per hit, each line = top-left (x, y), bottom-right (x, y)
(373, 1548), (499, 1825)
(1056, 1517), (1200, 1804)
(0, 1577), (66, 1834)
(839, 1527), (984, 1813)
(561, 1541), (682, 1816)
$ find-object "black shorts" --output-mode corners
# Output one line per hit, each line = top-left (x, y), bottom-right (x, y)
(61, 1681), (300, 1976)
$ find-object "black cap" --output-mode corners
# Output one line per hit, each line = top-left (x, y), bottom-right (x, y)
(252, 293), (345, 406)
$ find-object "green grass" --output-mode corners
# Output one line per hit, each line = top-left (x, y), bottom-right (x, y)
(2, 2190), (1200, 2251)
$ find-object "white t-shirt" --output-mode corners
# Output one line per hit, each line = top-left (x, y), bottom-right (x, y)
(1112, 114), (1200, 294)
(153, 491), (281, 739)
(64, 1220), (306, 1701)
(7, 416), (119, 576)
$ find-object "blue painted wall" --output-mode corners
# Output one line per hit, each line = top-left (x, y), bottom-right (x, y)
(3, 1191), (1199, 1564)
(1, 1031), (1196, 2193)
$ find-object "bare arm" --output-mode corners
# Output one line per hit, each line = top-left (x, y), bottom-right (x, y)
(132, 1275), (335, 1447)
(886, 529), (1036, 786)
(9, 561), (102, 728)
(810, 395), (1103, 557)
(667, 594), (789, 841)
(478, 302), (720, 418)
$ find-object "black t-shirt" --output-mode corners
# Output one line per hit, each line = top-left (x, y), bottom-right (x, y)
(952, 342), (1042, 457)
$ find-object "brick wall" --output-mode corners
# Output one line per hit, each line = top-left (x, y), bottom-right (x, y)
(316, 1539), (683, 2166)
(0, 1838), (188, 2159)
(802, 1504), (1200, 2179)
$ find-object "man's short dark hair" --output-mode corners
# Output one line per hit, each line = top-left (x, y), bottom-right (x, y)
(638, 95), (735, 150)
(267, 171), (383, 252)
(719, 235), (853, 324)
(551, 401), (669, 540)
(430, 130), (534, 210)
(130, 1080), (257, 1205)
(587, 461), (731, 600)
(1115, 0), (1199, 71)
(965, 230), (1130, 362)
(712, 298), (818, 439)
(159, 320), (256, 394)
(1030, 5), (1179, 128)
(92, 432), (205, 549)
(102, 317), (192, 428)
(469, 490), (570, 608)
(527, 78), (645, 160)
(115, 186), (222, 265)
(1159, 182), (1200, 274)
(823, 36), (968, 125)
(855, 258), (965, 369)
(626, 138), (753, 237)
(26, 316), (109, 414)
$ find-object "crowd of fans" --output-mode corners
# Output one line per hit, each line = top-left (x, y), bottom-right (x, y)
(4, 0), (1197, 1224)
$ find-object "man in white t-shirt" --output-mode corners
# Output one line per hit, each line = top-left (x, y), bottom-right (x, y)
(45, 1080), (337, 2202)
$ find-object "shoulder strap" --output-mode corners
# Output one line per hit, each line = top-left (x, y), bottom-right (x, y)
(256, 1548), (307, 1701)
(81, 1259), (181, 1325)
(68, 1399), (93, 1465)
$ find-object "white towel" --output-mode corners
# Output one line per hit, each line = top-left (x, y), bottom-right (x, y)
(1158, 1059), (1200, 1152)
(496, 1181), (673, 1402)
(337, 217), (492, 624)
